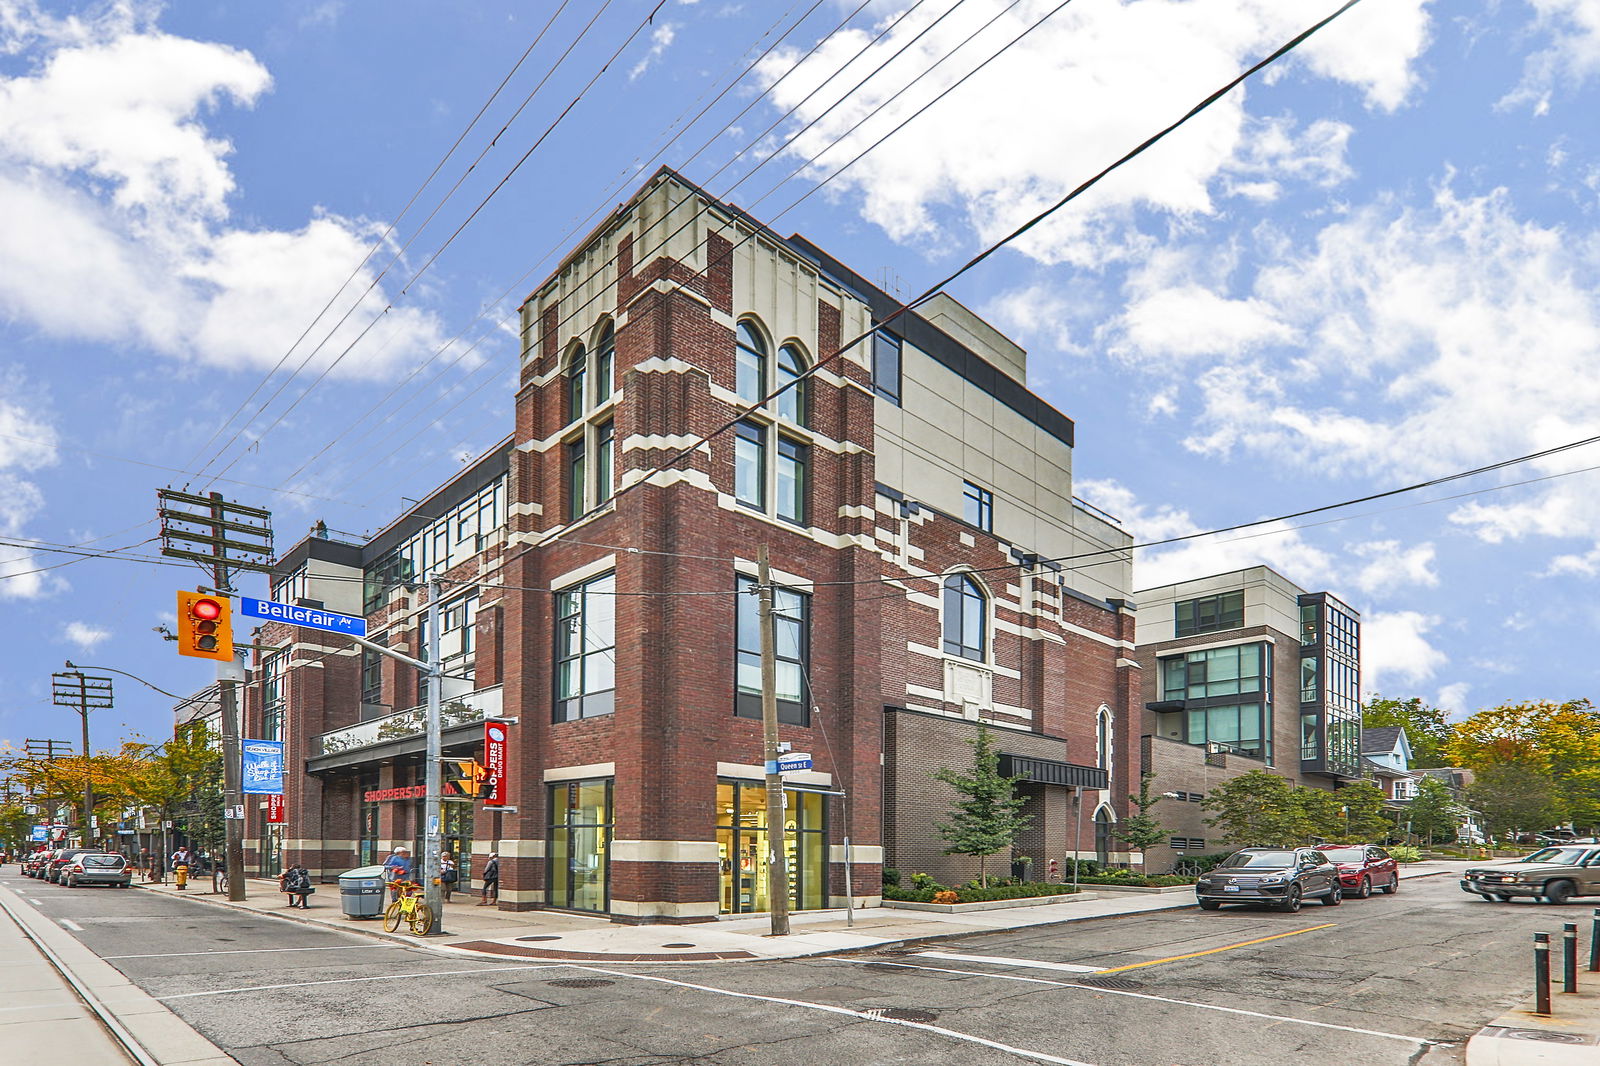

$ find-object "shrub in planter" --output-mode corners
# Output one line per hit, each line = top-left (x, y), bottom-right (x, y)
(932, 890), (959, 904)
(1387, 845), (1422, 863)
(882, 868), (901, 887)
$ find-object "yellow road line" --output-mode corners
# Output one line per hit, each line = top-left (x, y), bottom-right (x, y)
(1093, 922), (1336, 974)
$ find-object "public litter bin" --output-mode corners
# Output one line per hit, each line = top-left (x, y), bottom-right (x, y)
(339, 865), (388, 919)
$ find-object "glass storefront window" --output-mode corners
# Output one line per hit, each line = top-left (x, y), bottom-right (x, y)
(716, 779), (826, 914)
(548, 779), (612, 913)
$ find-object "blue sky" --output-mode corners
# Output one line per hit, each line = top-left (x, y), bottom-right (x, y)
(1, 0), (1596, 753)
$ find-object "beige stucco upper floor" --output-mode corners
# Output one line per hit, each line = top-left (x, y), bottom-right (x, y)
(1135, 565), (1307, 644)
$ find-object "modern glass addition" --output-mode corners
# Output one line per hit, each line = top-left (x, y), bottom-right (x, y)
(737, 321), (766, 404)
(872, 329), (902, 403)
(1158, 642), (1273, 761)
(735, 576), (809, 725)
(555, 573), (616, 721)
(735, 421), (766, 509)
(776, 344), (806, 424)
(548, 779), (612, 913)
(962, 481), (993, 532)
(942, 573), (987, 661)
(1173, 591), (1245, 637)
(1298, 593), (1361, 777)
(717, 779), (826, 914)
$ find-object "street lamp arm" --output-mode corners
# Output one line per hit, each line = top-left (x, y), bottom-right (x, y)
(63, 661), (193, 703)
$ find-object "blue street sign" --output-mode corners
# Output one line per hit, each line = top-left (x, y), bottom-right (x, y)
(238, 596), (367, 637)
(768, 752), (813, 774)
(241, 739), (285, 795)
(30, 825), (47, 842)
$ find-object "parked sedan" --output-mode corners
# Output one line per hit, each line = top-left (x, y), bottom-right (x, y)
(1319, 845), (1400, 898)
(44, 848), (101, 883)
(1461, 846), (1600, 904)
(1195, 848), (1342, 912)
(63, 852), (132, 888)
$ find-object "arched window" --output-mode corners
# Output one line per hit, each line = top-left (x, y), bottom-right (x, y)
(566, 344), (587, 423)
(942, 573), (987, 661)
(1096, 705), (1113, 771)
(775, 344), (806, 425)
(736, 321), (766, 404)
(1094, 805), (1114, 865)
(595, 322), (615, 404)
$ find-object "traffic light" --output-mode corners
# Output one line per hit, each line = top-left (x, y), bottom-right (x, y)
(176, 590), (234, 661)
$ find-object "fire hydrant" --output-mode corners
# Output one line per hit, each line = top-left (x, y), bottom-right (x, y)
(1048, 858), (1060, 882)
(175, 863), (189, 890)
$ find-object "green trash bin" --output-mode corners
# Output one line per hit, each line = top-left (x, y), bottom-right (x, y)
(339, 865), (388, 919)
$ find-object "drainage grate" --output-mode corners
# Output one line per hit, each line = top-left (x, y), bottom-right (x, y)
(661, 942), (697, 948)
(1261, 969), (1344, 981)
(547, 978), (615, 989)
(516, 935), (563, 942)
(865, 1008), (939, 1023)
(861, 963), (912, 974)
(1075, 976), (1145, 991)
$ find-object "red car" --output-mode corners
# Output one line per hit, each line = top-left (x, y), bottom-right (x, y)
(1320, 845), (1399, 898)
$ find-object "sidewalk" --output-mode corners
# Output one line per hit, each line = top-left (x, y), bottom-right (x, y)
(132, 860), (1464, 965)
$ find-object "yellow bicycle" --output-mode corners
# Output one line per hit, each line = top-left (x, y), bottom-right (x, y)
(382, 880), (434, 935)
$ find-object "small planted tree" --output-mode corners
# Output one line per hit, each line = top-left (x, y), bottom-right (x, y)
(1406, 776), (1459, 845)
(1113, 772), (1168, 869)
(934, 725), (1032, 888)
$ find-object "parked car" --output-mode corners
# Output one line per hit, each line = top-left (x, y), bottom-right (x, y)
(22, 851), (51, 877)
(1318, 845), (1400, 898)
(1195, 848), (1342, 912)
(1461, 846), (1600, 904)
(44, 848), (100, 883)
(63, 852), (131, 888)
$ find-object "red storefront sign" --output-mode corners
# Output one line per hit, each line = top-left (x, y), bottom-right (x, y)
(266, 794), (285, 823)
(483, 722), (507, 804)
(363, 785), (427, 802)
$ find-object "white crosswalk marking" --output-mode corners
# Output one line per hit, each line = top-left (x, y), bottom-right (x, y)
(915, 950), (1103, 973)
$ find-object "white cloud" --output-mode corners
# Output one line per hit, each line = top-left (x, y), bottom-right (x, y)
(1502, 0), (1600, 112)
(629, 22), (677, 81)
(1349, 540), (1438, 595)
(62, 621), (110, 650)
(1361, 610), (1448, 692)
(0, 3), (451, 379)
(1436, 681), (1472, 720)
(0, 367), (58, 600)
(756, 0), (1427, 266)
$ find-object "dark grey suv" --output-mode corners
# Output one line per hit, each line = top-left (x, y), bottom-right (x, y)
(1195, 848), (1342, 912)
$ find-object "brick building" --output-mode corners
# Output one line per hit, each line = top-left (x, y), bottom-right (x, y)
(1135, 566), (1362, 870)
(237, 168), (1137, 921)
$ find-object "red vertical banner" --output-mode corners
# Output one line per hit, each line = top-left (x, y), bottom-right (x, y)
(484, 722), (507, 804)
(266, 794), (285, 823)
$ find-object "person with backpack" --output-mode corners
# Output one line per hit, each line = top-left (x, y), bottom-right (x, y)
(440, 852), (458, 902)
(280, 864), (314, 908)
(477, 852), (498, 905)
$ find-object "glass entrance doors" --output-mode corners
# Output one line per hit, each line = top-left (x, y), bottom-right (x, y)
(548, 779), (612, 912)
(716, 779), (825, 914)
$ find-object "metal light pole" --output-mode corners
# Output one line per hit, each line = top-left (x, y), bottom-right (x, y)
(758, 545), (791, 936)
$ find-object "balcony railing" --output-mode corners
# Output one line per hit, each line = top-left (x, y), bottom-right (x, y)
(312, 685), (502, 758)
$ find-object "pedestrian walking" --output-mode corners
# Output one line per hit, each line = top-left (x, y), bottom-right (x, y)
(138, 847), (151, 879)
(382, 846), (412, 898)
(280, 864), (314, 908)
(478, 852), (499, 905)
(440, 852), (458, 902)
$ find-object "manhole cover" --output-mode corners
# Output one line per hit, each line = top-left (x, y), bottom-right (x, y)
(1502, 1030), (1592, 1045)
(661, 942), (697, 948)
(865, 1008), (939, 1023)
(1261, 969), (1344, 981)
(1076, 976), (1145, 991)
(516, 935), (562, 942)
(547, 978), (615, 989)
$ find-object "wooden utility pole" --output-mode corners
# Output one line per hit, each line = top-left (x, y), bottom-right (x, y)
(758, 545), (791, 936)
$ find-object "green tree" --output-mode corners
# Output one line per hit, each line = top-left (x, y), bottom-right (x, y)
(1328, 781), (1390, 842)
(1362, 695), (1454, 768)
(934, 726), (1032, 887)
(1112, 773), (1167, 868)
(1467, 762), (1559, 841)
(1405, 776), (1461, 845)
(1202, 770), (1300, 846)
(1448, 699), (1600, 831)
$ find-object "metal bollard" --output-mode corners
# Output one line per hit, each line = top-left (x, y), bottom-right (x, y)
(1534, 932), (1551, 1015)
(1564, 923), (1579, 993)
(1590, 909), (1600, 972)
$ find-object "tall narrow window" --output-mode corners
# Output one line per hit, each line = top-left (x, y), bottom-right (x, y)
(736, 321), (766, 404)
(360, 634), (386, 712)
(872, 329), (902, 403)
(735, 421), (766, 510)
(776, 437), (807, 525)
(942, 573), (987, 661)
(963, 481), (993, 532)
(735, 575), (810, 725)
(567, 438), (586, 522)
(595, 323), (615, 404)
(775, 344), (806, 424)
(555, 573), (616, 721)
(595, 420), (614, 506)
(1097, 706), (1113, 770)
(566, 345), (587, 422)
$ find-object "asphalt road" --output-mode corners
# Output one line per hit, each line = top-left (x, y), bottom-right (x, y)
(2, 866), (1565, 1066)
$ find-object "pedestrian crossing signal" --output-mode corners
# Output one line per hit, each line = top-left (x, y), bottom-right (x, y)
(177, 590), (233, 661)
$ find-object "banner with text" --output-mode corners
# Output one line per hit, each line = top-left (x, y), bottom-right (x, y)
(266, 794), (285, 823)
(484, 722), (507, 804)
(241, 739), (285, 795)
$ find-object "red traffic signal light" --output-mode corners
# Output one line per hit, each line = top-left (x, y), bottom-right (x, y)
(176, 590), (233, 661)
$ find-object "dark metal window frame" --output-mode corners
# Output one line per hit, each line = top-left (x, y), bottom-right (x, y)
(735, 575), (810, 726)
(1173, 590), (1245, 637)
(554, 573), (616, 722)
(962, 481), (993, 533)
(942, 572), (987, 661)
(546, 778), (613, 914)
(871, 329), (902, 404)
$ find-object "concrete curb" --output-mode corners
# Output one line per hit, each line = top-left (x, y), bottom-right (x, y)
(1, 883), (238, 1066)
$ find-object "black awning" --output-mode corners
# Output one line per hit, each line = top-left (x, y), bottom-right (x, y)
(1146, 699), (1186, 712)
(999, 753), (1107, 789)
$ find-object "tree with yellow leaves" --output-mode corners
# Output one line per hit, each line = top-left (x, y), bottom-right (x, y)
(1447, 699), (1600, 833)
